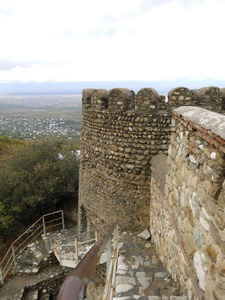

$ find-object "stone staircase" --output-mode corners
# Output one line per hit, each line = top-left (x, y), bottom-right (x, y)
(0, 225), (109, 300)
(0, 226), (188, 300)
(51, 226), (108, 268)
(0, 228), (75, 300)
(113, 231), (188, 300)
(13, 234), (53, 276)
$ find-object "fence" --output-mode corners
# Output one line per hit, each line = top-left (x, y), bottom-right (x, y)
(57, 221), (119, 300)
(0, 210), (65, 285)
(51, 220), (116, 267)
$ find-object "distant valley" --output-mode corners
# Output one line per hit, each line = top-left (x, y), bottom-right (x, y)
(0, 94), (82, 139)
(1, 78), (225, 140)
(0, 79), (225, 95)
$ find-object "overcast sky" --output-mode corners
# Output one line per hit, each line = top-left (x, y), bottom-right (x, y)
(0, 0), (224, 83)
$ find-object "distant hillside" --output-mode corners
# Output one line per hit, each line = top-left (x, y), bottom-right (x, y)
(0, 79), (224, 95)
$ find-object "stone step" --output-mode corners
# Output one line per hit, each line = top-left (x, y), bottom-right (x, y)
(0, 285), (25, 300)
(14, 237), (55, 276)
(23, 289), (39, 300)
(38, 291), (51, 300)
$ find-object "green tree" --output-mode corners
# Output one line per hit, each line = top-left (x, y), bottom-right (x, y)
(0, 136), (24, 155)
(0, 137), (79, 237)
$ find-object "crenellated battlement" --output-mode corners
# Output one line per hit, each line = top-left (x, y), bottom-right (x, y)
(79, 85), (225, 233)
(82, 86), (225, 115)
(78, 86), (225, 299)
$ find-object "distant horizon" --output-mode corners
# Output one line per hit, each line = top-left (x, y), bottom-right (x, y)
(0, 78), (225, 96)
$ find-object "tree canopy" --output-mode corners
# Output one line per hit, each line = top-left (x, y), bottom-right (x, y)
(0, 137), (80, 238)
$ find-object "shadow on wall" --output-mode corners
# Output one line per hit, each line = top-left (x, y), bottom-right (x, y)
(79, 205), (87, 233)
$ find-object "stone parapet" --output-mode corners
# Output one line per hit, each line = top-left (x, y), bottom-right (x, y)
(150, 107), (225, 300)
(82, 87), (225, 114)
(79, 106), (172, 232)
(79, 86), (225, 234)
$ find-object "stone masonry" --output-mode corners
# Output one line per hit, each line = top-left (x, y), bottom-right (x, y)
(78, 86), (225, 233)
(79, 88), (172, 232)
(150, 107), (225, 300)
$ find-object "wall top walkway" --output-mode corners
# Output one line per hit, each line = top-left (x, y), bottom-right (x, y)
(174, 106), (225, 140)
(151, 154), (167, 189)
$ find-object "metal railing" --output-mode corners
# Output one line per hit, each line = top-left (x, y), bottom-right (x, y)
(102, 224), (119, 300)
(0, 210), (65, 285)
(52, 221), (117, 267)
(57, 221), (119, 300)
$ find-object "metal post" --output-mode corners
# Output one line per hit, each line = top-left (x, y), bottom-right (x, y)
(95, 229), (98, 242)
(58, 221), (116, 300)
(43, 216), (46, 235)
(103, 226), (119, 300)
(61, 210), (65, 232)
(57, 239), (62, 266)
(0, 267), (3, 285)
(106, 237), (112, 276)
(111, 225), (119, 299)
(75, 237), (79, 265)
(51, 233), (54, 250)
(12, 245), (16, 265)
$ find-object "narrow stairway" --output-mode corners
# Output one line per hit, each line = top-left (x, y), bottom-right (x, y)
(0, 229), (72, 300)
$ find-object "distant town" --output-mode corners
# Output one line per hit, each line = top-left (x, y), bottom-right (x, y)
(0, 94), (82, 140)
(0, 115), (81, 139)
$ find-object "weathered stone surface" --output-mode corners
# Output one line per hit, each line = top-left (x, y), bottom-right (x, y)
(116, 276), (133, 286)
(80, 89), (225, 299)
(170, 296), (188, 300)
(154, 272), (168, 279)
(194, 227), (202, 247)
(150, 107), (225, 300)
(115, 284), (134, 294)
(137, 276), (152, 288)
(137, 229), (151, 240)
(206, 245), (218, 262)
(194, 252), (205, 291)
(184, 234), (196, 255)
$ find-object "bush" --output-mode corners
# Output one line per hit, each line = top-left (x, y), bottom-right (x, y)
(0, 137), (79, 237)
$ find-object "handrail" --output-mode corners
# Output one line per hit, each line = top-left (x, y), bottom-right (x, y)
(57, 221), (118, 300)
(102, 224), (119, 300)
(51, 220), (117, 267)
(0, 210), (65, 285)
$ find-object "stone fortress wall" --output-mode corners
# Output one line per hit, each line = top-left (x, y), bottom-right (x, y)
(150, 107), (225, 300)
(78, 86), (225, 233)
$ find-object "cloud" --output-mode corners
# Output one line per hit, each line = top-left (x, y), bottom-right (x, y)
(140, 0), (205, 12)
(0, 60), (53, 71)
(178, 0), (205, 9)
(0, 3), (16, 18)
(0, 0), (225, 83)
(55, 26), (131, 41)
(102, 12), (135, 24)
(54, 31), (81, 40)
(140, 0), (174, 12)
